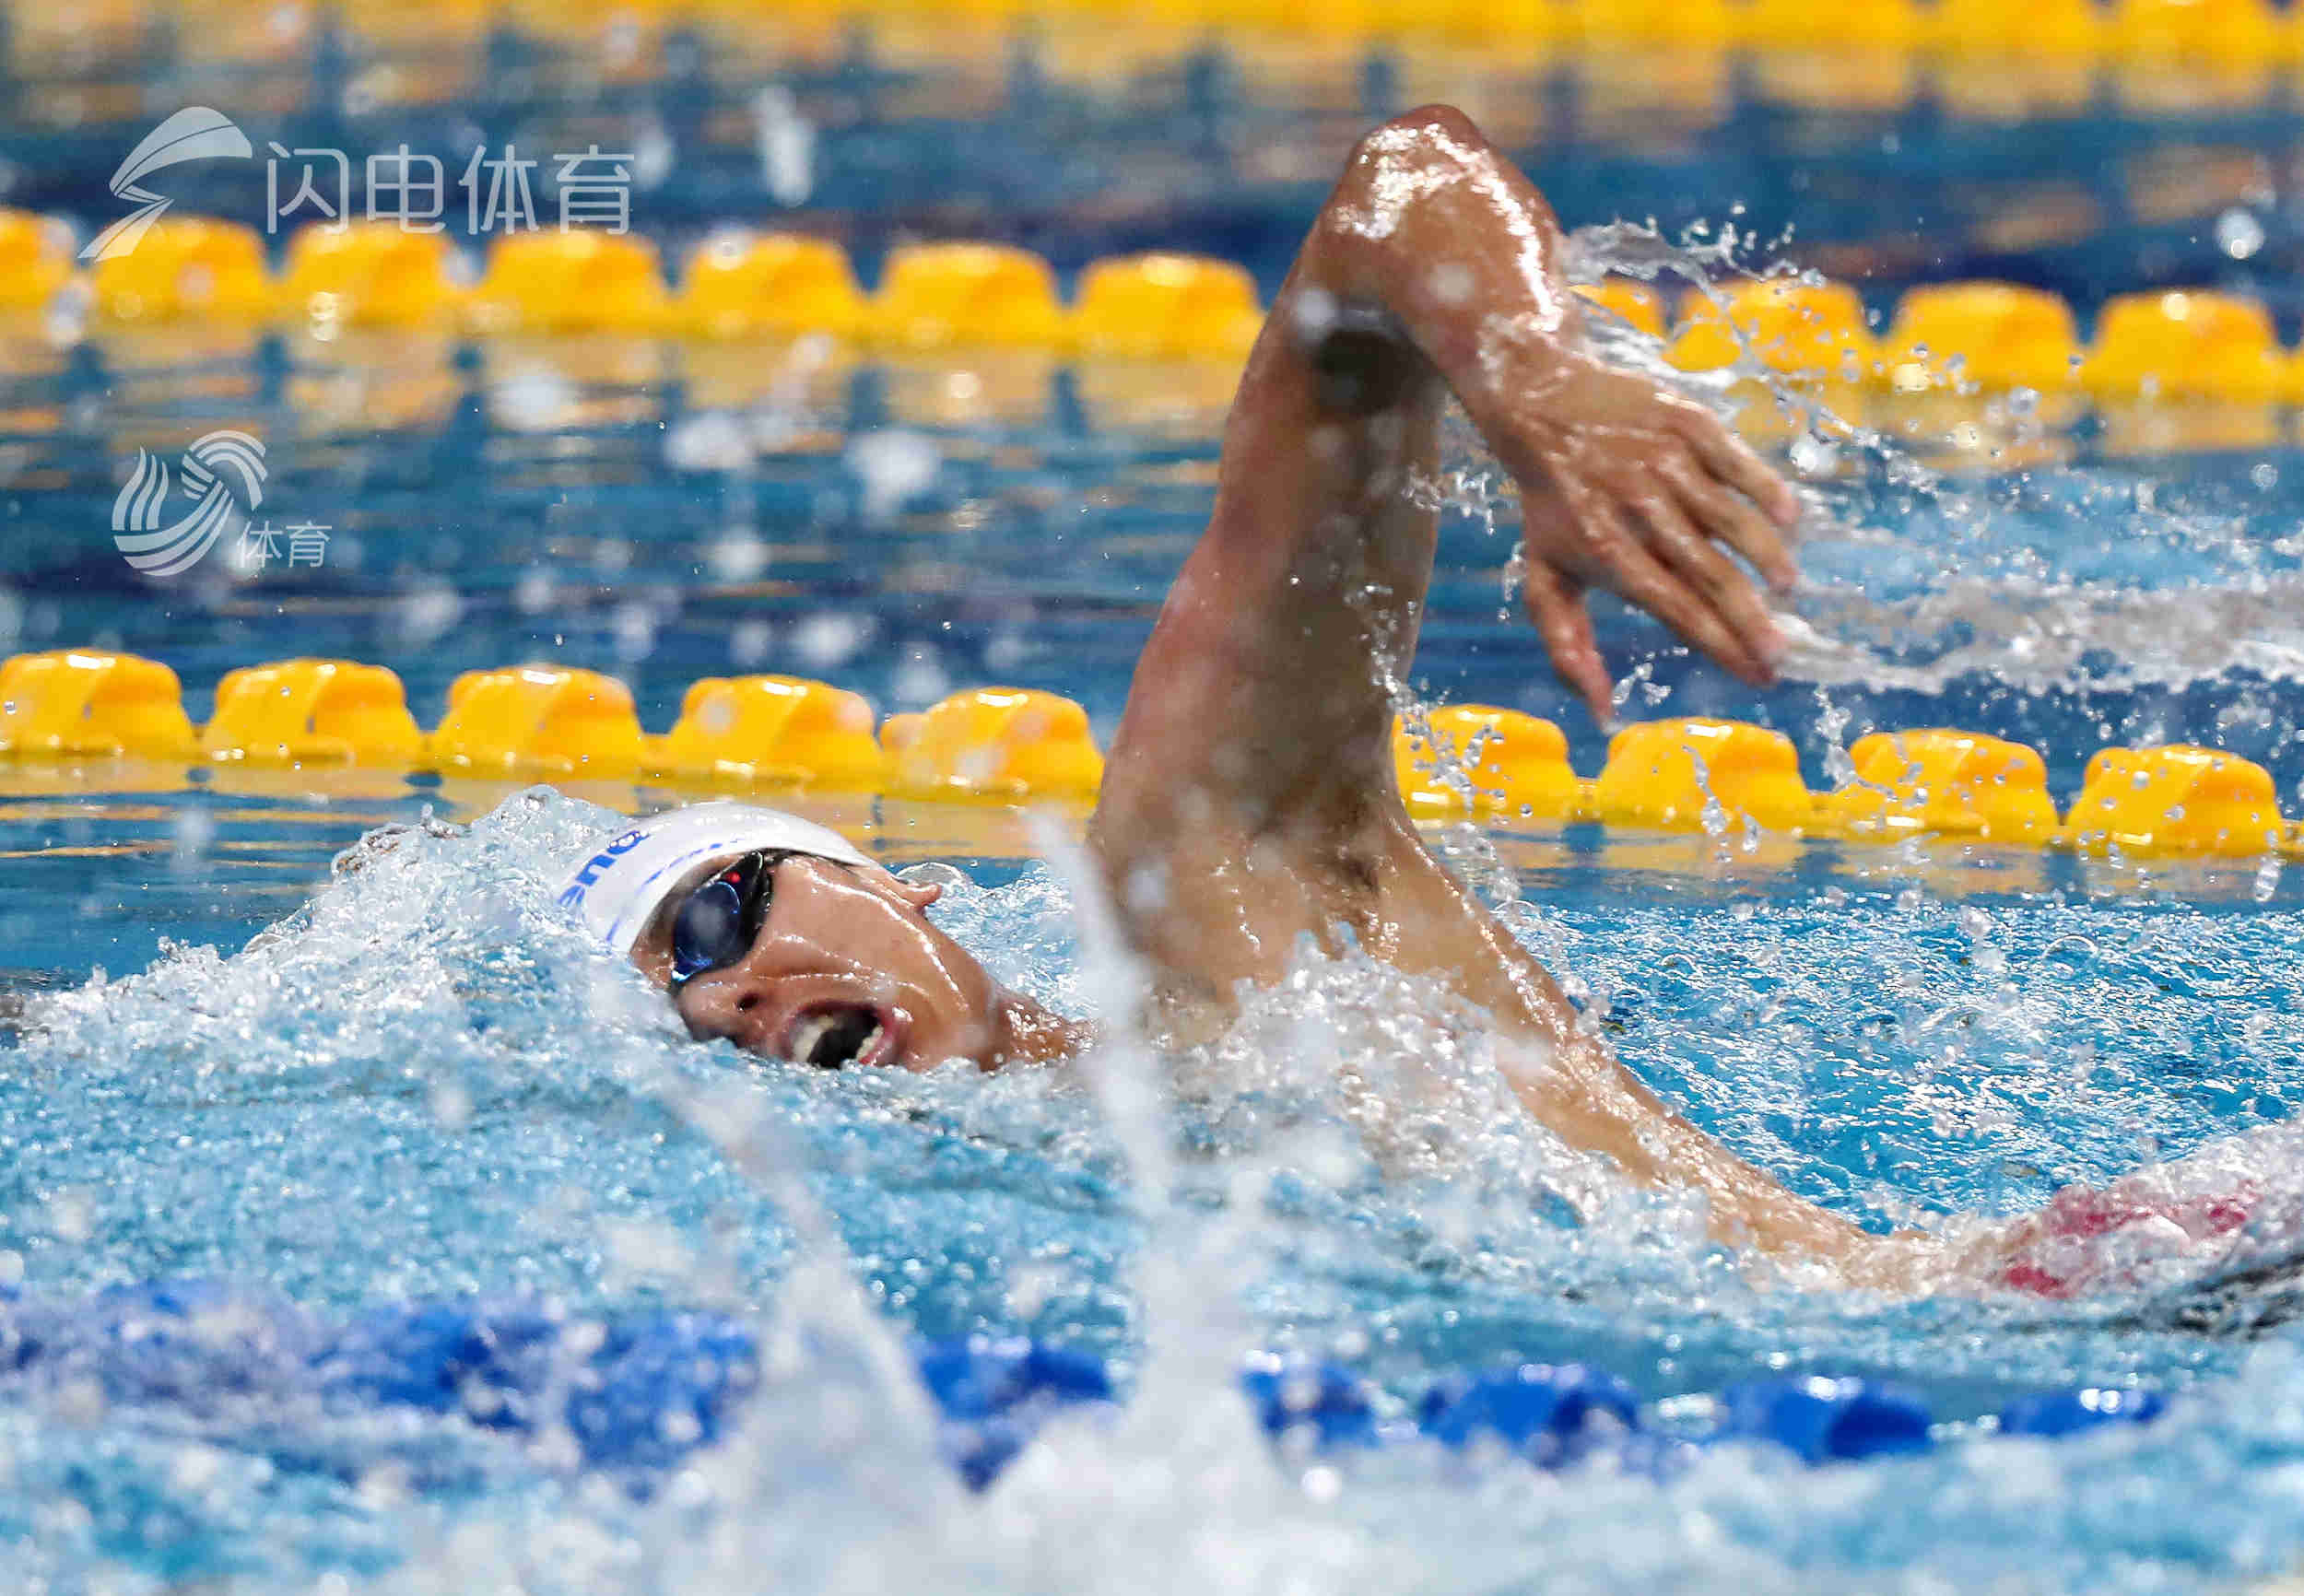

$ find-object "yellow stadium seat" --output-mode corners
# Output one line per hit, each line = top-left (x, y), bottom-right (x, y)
(1669, 278), (1875, 381)
(429, 665), (647, 778)
(201, 658), (427, 766)
(1393, 707), (1583, 821)
(465, 231), (670, 336)
(1590, 718), (1816, 834)
(0, 650), (199, 759)
(0, 212), (73, 312)
(679, 232), (869, 342)
(91, 217), (274, 324)
(1880, 282), (2083, 393)
(2068, 745), (2284, 857)
(2082, 290), (2286, 403)
(873, 243), (1065, 349)
(652, 675), (888, 790)
(1823, 729), (2061, 843)
(884, 687), (1103, 802)
(277, 221), (460, 329)
(1069, 253), (1263, 360)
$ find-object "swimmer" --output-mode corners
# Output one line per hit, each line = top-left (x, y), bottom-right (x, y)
(555, 107), (2251, 1295)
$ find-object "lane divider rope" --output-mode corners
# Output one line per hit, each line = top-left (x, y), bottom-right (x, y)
(2, 650), (2294, 861)
(6, 212), (2302, 405)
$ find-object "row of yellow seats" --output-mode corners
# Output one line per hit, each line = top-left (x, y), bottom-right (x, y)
(0, 650), (2291, 860)
(1586, 276), (2304, 404)
(24, 0), (2304, 65)
(0, 213), (1264, 360)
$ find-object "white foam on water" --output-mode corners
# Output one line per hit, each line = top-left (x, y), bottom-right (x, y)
(11, 788), (2304, 1592)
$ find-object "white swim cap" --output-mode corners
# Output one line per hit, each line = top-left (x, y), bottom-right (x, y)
(558, 801), (873, 957)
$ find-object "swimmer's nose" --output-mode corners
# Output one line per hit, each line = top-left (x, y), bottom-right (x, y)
(673, 966), (772, 1049)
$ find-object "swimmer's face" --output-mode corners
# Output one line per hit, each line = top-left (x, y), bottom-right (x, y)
(629, 854), (1007, 1072)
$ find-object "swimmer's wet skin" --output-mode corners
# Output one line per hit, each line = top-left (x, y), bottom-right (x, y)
(550, 106), (2262, 1298)
(563, 801), (1087, 1072)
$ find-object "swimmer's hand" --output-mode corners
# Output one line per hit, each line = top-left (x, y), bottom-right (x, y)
(1482, 352), (1802, 725)
(1294, 105), (1802, 724)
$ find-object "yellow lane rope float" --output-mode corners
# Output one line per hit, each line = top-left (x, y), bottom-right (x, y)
(5, 651), (2297, 860)
(14, 210), (2304, 409)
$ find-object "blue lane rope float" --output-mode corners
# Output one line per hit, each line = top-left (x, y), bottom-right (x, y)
(0, 1284), (2173, 1493)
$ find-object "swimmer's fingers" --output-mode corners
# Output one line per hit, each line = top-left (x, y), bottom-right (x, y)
(1521, 562), (1613, 725)
(1588, 501), (1775, 690)
(1659, 447), (1797, 595)
(1671, 409), (1802, 575)
(1631, 490), (1781, 683)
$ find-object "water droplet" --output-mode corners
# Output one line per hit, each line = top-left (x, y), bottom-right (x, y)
(2216, 207), (2265, 260)
(846, 429), (941, 521)
(1788, 432), (1838, 475)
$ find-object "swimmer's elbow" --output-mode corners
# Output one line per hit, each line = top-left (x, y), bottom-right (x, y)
(1346, 103), (1487, 168)
(1324, 104), (1551, 264)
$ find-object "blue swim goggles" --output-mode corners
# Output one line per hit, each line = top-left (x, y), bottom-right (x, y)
(668, 848), (804, 992)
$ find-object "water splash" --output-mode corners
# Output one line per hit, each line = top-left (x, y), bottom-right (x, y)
(11, 791), (2304, 1589)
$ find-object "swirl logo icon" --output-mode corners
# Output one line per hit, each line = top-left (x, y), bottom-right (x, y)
(111, 430), (268, 576)
(80, 107), (253, 263)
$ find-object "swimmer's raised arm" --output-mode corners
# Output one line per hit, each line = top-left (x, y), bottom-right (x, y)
(1092, 107), (1904, 1281)
(1099, 104), (1800, 865)
(1275, 105), (1803, 722)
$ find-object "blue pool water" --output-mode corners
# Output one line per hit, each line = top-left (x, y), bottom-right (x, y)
(13, 228), (2304, 1587)
(10, 789), (2304, 1591)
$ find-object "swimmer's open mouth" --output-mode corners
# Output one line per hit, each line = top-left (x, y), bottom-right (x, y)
(782, 1002), (900, 1069)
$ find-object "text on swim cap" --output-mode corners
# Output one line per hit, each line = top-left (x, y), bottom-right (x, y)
(557, 828), (647, 909)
